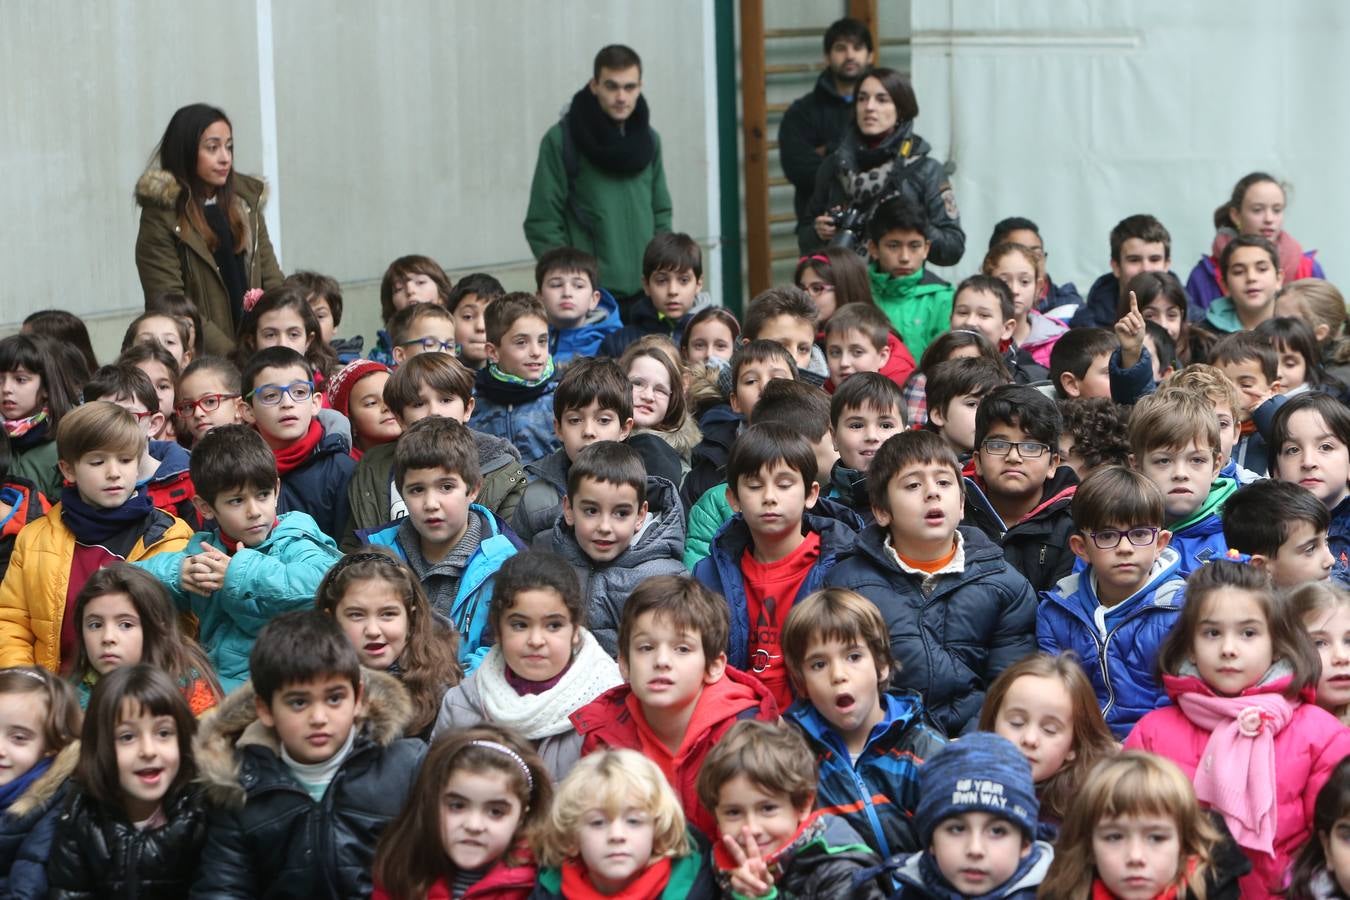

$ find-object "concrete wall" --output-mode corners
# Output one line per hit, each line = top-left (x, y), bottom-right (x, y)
(3, 1), (720, 361)
(910, 1), (1350, 288)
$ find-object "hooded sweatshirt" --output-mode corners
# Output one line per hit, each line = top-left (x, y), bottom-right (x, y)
(1166, 475), (1237, 576)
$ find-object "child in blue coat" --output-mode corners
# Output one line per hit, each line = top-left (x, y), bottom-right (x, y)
(1036, 466), (1186, 737)
(136, 425), (342, 692)
(468, 293), (561, 464)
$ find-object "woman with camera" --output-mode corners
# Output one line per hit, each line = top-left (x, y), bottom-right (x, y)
(797, 68), (965, 266)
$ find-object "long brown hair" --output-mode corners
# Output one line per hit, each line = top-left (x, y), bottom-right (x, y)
(373, 726), (551, 899)
(233, 283), (339, 379)
(72, 564), (223, 706)
(153, 103), (245, 254)
(620, 341), (689, 434)
(1039, 752), (1224, 900)
(794, 246), (874, 310)
(978, 653), (1118, 822)
(315, 549), (462, 736)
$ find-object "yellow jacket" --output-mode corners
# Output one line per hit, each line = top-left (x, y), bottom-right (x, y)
(0, 503), (192, 671)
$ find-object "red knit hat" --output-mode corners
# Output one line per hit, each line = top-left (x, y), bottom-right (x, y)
(326, 359), (390, 419)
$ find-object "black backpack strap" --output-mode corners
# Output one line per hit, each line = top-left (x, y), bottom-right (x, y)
(560, 112), (599, 244)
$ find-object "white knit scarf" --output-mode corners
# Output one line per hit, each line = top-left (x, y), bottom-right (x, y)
(475, 628), (621, 740)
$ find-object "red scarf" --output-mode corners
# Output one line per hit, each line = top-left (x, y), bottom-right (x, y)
(560, 857), (671, 900)
(1090, 856), (1197, 899)
(271, 420), (323, 476)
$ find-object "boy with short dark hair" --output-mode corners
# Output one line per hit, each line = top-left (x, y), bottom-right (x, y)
(964, 385), (1078, 593)
(685, 378), (835, 569)
(1048, 327), (1117, 399)
(693, 423), (860, 710)
(388, 302), (457, 365)
(1038, 465), (1184, 737)
(82, 362), (197, 524)
(1129, 388), (1236, 575)
(825, 430), (1037, 735)
(365, 416), (522, 671)
(600, 233), (705, 355)
(872, 733), (1053, 898)
(570, 575), (778, 838)
(1223, 479), (1336, 587)
(468, 291), (560, 464)
(741, 286), (829, 383)
(867, 195), (954, 360)
(828, 373), (905, 521)
(512, 357), (639, 544)
(1071, 213), (1173, 329)
(535, 246), (622, 364)
(0, 402), (192, 671)
(925, 357), (1009, 458)
(286, 269), (355, 362)
(1209, 330), (1284, 475)
(446, 272), (504, 371)
(698, 720), (888, 898)
(782, 588), (946, 858)
(193, 610), (426, 899)
(681, 340), (798, 510)
(823, 301), (916, 392)
(137, 424), (343, 691)
(946, 273), (1050, 384)
(341, 352), (526, 551)
(240, 346), (354, 543)
(535, 440), (686, 655)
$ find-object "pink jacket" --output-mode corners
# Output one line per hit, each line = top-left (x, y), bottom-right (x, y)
(1124, 672), (1350, 899)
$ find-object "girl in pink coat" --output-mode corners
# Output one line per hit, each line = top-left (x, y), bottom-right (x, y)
(1125, 559), (1350, 898)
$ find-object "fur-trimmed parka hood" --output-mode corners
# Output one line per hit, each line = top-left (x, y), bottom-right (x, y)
(135, 166), (268, 211)
(634, 411), (702, 464)
(7, 740), (79, 819)
(193, 668), (412, 808)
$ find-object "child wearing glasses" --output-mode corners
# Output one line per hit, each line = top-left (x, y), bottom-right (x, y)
(174, 356), (242, 447)
(387, 303), (457, 366)
(137, 424), (341, 691)
(964, 385), (1079, 593)
(826, 429), (1037, 735)
(1129, 388), (1235, 576)
(240, 346), (355, 542)
(1035, 465), (1182, 737)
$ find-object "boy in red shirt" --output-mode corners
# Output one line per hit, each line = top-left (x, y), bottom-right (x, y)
(692, 422), (861, 710)
(569, 575), (778, 840)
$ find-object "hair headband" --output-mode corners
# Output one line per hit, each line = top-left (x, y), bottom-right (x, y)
(7, 669), (47, 685)
(469, 740), (534, 796)
(797, 254), (830, 266)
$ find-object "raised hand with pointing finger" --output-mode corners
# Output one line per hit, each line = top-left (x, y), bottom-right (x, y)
(1114, 290), (1147, 372)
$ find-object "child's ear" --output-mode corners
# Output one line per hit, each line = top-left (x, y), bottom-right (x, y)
(561, 495), (575, 526)
(703, 651), (728, 685)
(872, 504), (891, 528)
(1059, 372), (1080, 399)
(1249, 553), (1271, 573)
(877, 342), (891, 364)
(459, 397), (476, 424)
(148, 411), (166, 438)
(619, 416), (634, 439)
(638, 500), (650, 521)
(867, 240), (879, 261)
(191, 495), (216, 523)
(1001, 318), (1017, 342)
(1269, 376), (1283, 396)
(1068, 533), (1091, 565)
(724, 485), (741, 515)
(233, 397), (247, 423)
(928, 405), (947, 429)
(254, 694), (275, 728)
(617, 653), (630, 683)
(467, 479), (482, 505)
(1155, 529), (1173, 554)
(804, 479), (820, 510)
(484, 342), (500, 364)
(392, 345), (407, 366)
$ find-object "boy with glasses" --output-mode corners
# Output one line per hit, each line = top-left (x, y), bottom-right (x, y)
(240, 347), (355, 543)
(964, 385), (1078, 593)
(1037, 465), (1183, 737)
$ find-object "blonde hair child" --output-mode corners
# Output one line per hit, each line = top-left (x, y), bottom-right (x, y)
(1039, 751), (1248, 900)
(533, 749), (712, 897)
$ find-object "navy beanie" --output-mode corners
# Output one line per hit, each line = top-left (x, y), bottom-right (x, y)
(915, 733), (1038, 843)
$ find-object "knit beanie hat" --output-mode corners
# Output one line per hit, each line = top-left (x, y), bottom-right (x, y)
(326, 359), (390, 419)
(915, 733), (1038, 844)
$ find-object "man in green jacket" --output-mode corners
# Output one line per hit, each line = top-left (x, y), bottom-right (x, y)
(523, 44), (673, 302)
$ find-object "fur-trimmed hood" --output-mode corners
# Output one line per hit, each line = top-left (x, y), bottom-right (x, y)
(193, 669), (412, 808)
(634, 411), (702, 463)
(7, 740), (79, 819)
(135, 165), (268, 211)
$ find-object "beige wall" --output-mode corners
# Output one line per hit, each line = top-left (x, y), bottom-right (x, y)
(4, 1), (721, 362)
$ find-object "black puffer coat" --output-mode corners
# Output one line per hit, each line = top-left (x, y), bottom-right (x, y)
(46, 781), (208, 899)
(962, 466), (1079, 594)
(189, 670), (425, 899)
(0, 742), (78, 900)
(825, 525), (1038, 736)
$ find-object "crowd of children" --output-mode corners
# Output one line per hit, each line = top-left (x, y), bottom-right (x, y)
(6, 96), (1350, 898)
